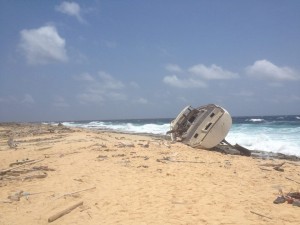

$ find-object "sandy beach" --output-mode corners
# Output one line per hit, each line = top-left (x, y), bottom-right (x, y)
(0, 123), (299, 225)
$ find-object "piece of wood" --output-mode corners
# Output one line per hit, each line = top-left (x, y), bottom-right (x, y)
(48, 201), (83, 223)
(250, 211), (272, 220)
(0, 158), (44, 175)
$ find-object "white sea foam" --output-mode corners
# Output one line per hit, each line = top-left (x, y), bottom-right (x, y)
(62, 119), (300, 157)
(63, 121), (170, 135)
(247, 118), (265, 122)
(226, 125), (300, 156)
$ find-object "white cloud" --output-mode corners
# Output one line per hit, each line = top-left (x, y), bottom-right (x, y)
(55, 1), (84, 23)
(22, 94), (35, 104)
(77, 71), (126, 104)
(163, 75), (207, 88)
(165, 64), (183, 73)
(189, 64), (239, 80)
(19, 25), (68, 65)
(246, 59), (299, 80)
(163, 63), (238, 88)
(98, 71), (124, 89)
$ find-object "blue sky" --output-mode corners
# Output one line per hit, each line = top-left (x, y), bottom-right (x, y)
(0, 0), (300, 122)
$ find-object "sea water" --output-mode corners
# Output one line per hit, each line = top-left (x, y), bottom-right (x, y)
(61, 115), (300, 156)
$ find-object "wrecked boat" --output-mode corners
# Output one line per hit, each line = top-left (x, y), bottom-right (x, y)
(167, 104), (232, 149)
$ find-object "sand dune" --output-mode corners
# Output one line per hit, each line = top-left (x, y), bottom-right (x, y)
(0, 123), (299, 225)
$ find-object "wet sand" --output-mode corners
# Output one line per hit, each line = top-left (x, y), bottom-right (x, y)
(0, 123), (299, 225)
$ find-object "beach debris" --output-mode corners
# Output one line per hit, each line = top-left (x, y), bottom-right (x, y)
(156, 155), (205, 164)
(97, 155), (108, 161)
(0, 158), (45, 176)
(115, 141), (135, 148)
(55, 187), (96, 200)
(137, 165), (149, 168)
(259, 162), (285, 172)
(273, 189), (300, 206)
(8, 190), (24, 201)
(32, 165), (55, 171)
(24, 171), (47, 180)
(7, 137), (18, 149)
(138, 141), (150, 148)
(7, 190), (53, 201)
(48, 201), (83, 223)
(9, 158), (34, 167)
(250, 211), (272, 220)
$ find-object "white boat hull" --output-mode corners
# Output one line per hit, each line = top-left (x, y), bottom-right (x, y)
(168, 104), (232, 149)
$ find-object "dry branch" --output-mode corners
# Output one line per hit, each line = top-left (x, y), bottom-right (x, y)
(0, 158), (44, 175)
(48, 201), (83, 223)
(250, 211), (272, 220)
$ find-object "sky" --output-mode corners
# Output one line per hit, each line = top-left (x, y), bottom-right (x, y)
(0, 0), (300, 122)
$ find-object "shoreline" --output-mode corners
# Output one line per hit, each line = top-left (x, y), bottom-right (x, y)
(1, 122), (300, 224)
(2, 122), (300, 161)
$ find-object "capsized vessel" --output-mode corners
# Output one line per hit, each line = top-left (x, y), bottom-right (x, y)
(167, 104), (232, 149)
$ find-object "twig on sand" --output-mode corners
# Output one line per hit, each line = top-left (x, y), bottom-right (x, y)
(55, 187), (96, 200)
(259, 167), (272, 171)
(48, 201), (83, 223)
(157, 157), (205, 164)
(250, 211), (272, 220)
(285, 177), (300, 184)
(0, 158), (45, 175)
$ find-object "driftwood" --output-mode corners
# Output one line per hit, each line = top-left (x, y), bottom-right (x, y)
(250, 211), (272, 220)
(55, 187), (96, 200)
(9, 159), (35, 167)
(156, 157), (205, 164)
(48, 201), (83, 223)
(0, 158), (44, 175)
(222, 140), (251, 156)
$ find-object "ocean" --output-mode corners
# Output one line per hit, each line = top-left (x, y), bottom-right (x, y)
(59, 115), (300, 157)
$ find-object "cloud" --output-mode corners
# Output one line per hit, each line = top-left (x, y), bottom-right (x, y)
(163, 63), (238, 88)
(98, 71), (124, 89)
(22, 94), (35, 104)
(189, 64), (239, 80)
(55, 1), (84, 23)
(246, 59), (299, 80)
(77, 71), (126, 104)
(163, 75), (207, 88)
(165, 64), (183, 73)
(19, 25), (68, 65)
